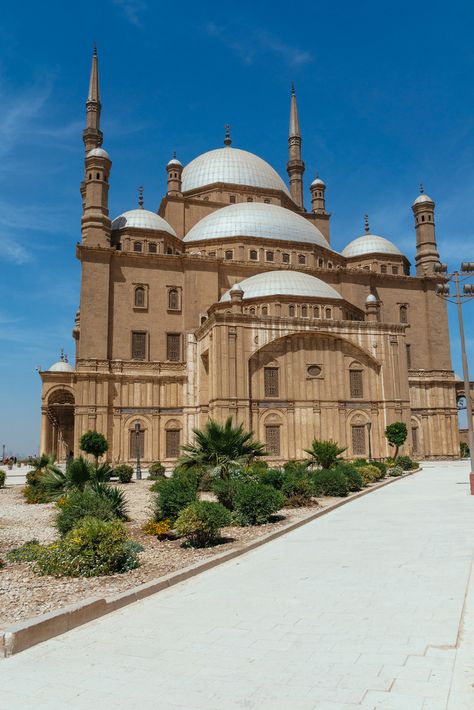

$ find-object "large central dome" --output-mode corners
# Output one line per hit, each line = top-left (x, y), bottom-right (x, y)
(184, 202), (332, 248)
(181, 147), (290, 195)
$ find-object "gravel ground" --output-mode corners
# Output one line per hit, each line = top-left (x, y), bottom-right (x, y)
(0, 481), (335, 627)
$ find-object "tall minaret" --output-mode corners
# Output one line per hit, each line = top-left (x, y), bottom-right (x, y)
(83, 46), (103, 153)
(412, 185), (440, 276)
(80, 47), (111, 247)
(286, 83), (305, 209)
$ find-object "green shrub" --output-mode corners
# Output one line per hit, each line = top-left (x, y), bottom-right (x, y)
(211, 478), (240, 510)
(385, 421), (408, 459)
(148, 461), (166, 480)
(7, 540), (42, 563)
(311, 469), (348, 497)
(281, 471), (314, 507)
(175, 501), (231, 547)
(0, 469), (6, 488)
(460, 441), (470, 458)
(172, 465), (203, 491)
(55, 489), (115, 536)
(115, 464), (133, 483)
(334, 463), (364, 492)
(305, 439), (346, 469)
(351, 458), (369, 467)
(357, 464), (383, 485)
(396, 456), (417, 471)
(89, 482), (129, 520)
(33, 517), (142, 577)
(153, 477), (197, 523)
(233, 482), (284, 526)
(259, 467), (286, 489)
(388, 465), (404, 477)
(79, 430), (109, 465)
(371, 461), (387, 477)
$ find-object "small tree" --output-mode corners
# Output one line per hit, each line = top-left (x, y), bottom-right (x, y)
(304, 439), (346, 469)
(79, 431), (109, 467)
(385, 422), (407, 460)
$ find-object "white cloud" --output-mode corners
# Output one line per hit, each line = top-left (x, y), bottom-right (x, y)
(0, 81), (52, 158)
(1, 235), (32, 264)
(112, 0), (147, 27)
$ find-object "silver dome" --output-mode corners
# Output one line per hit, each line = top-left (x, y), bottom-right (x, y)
(49, 360), (74, 373)
(311, 177), (326, 188)
(111, 209), (177, 236)
(167, 157), (182, 167)
(412, 193), (434, 206)
(87, 147), (110, 159)
(181, 147), (290, 195)
(366, 294), (378, 303)
(342, 234), (403, 258)
(221, 270), (342, 302)
(184, 202), (332, 248)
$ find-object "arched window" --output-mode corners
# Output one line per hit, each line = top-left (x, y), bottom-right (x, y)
(282, 253), (290, 264)
(96, 172), (100, 180)
(148, 243), (157, 253)
(249, 307), (256, 315)
(247, 197), (253, 202)
(166, 247), (173, 254)
(249, 250), (258, 260)
(327, 262), (333, 269)
(289, 305), (295, 317)
(325, 307), (332, 319)
(133, 241), (142, 252)
(168, 288), (180, 311)
(229, 195), (236, 203)
(399, 305), (408, 323)
(298, 254), (306, 265)
(261, 306), (268, 316)
(381, 264), (387, 273)
(318, 258), (324, 268)
(134, 286), (145, 308)
(301, 305), (308, 318)
(264, 198), (271, 204)
(314, 305), (320, 319)
(225, 250), (233, 260)
(266, 251), (274, 262)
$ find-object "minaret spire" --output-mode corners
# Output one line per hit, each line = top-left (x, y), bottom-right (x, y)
(83, 45), (103, 153)
(286, 83), (305, 209)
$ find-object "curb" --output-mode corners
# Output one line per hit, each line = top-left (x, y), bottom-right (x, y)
(0, 466), (420, 657)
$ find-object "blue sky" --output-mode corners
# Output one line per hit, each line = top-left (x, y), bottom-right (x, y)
(0, 0), (473, 455)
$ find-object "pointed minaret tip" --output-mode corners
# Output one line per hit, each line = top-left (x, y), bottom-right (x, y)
(291, 81), (295, 96)
(87, 45), (100, 104)
(289, 84), (300, 138)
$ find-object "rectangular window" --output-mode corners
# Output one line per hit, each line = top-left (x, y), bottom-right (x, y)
(352, 426), (366, 456)
(282, 253), (290, 264)
(412, 426), (419, 453)
(349, 370), (363, 398)
(381, 264), (387, 274)
(167, 333), (181, 361)
(392, 266), (399, 275)
(166, 429), (180, 458)
(265, 425), (280, 457)
(129, 430), (144, 459)
(131, 331), (147, 360)
(266, 251), (274, 262)
(229, 195), (236, 203)
(406, 344), (412, 369)
(264, 367), (279, 397)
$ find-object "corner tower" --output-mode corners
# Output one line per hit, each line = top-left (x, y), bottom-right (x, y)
(286, 83), (305, 210)
(412, 186), (440, 276)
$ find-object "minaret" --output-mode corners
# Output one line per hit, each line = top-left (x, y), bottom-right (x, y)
(286, 83), (305, 209)
(310, 176), (326, 213)
(167, 152), (183, 196)
(80, 47), (111, 247)
(83, 45), (103, 153)
(412, 185), (440, 276)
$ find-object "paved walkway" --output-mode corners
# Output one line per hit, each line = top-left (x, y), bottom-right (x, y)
(1, 461), (473, 709)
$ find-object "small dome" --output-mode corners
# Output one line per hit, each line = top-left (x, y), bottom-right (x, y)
(230, 283), (244, 292)
(221, 271), (342, 302)
(184, 202), (333, 248)
(311, 177), (326, 188)
(49, 360), (74, 373)
(366, 294), (378, 304)
(111, 209), (177, 236)
(412, 193), (434, 206)
(167, 157), (182, 167)
(342, 234), (403, 258)
(87, 147), (110, 159)
(181, 147), (290, 195)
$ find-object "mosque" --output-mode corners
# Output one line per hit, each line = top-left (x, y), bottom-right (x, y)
(39, 49), (460, 465)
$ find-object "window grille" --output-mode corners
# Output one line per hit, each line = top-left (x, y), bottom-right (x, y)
(167, 333), (181, 361)
(225, 250), (233, 260)
(134, 287), (145, 308)
(282, 253), (290, 263)
(133, 242), (142, 252)
(352, 425), (366, 455)
(265, 425), (281, 456)
(131, 331), (147, 360)
(250, 250), (258, 260)
(166, 429), (180, 458)
(406, 344), (412, 368)
(266, 251), (274, 262)
(168, 289), (179, 310)
(412, 426), (419, 453)
(298, 254), (306, 265)
(349, 370), (363, 398)
(399, 305), (408, 323)
(129, 427), (145, 458)
(264, 367), (279, 397)
(148, 243), (157, 253)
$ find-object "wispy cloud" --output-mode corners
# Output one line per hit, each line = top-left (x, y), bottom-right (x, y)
(0, 80), (52, 158)
(112, 0), (147, 27)
(204, 23), (313, 67)
(1, 235), (32, 264)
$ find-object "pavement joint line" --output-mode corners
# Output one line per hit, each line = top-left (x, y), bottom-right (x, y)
(0, 466), (422, 658)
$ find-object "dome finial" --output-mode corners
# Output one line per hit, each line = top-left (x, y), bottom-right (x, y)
(64, 353), (69, 363)
(364, 214), (370, 233)
(138, 185), (144, 209)
(224, 124), (232, 147)
(419, 183), (424, 194)
(60, 348), (65, 362)
(291, 81), (295, 97)
(173, 150), (176, 159)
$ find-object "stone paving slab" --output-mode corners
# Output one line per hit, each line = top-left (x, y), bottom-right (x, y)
(0, 461), (473, 709)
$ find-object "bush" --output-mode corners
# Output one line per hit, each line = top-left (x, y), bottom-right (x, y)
(396, 456), (418, 471)
(79, 430), (109, 464)
(148, 461), (166, 480)
(115, 464), (133, 483)
(7, 540), (41, 563)
(89, 482), (129, 520)
(460, 441), (470, 458)
(0, 469), (6, 488)
(153, 477), (197, 523)
(233, 482), (284, 526)
(357, 464), (383, 485)
(143, 519), (172, 538)
(371, 461), (388, 477)
(311, 469), (348, 497)
(334, 463), (364, 492)
(33, 517), (142, 577)
(259, 467), (286, 490)
(388, 465), (404, 477)
(305, 439), (346, 469)
(211, 477), (240, 510)
(175, 501), (231, 547)
(55, 489), (115, 536)
(281, 471), (314, 507)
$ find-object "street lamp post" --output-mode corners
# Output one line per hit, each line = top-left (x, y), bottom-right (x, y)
(2, 444), (5, 464)
(134, 421), (142, 481)
(435, 261), (474, 492)
(366, 421), (372, 461)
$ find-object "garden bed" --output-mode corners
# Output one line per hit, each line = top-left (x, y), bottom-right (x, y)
(0, 481), (342, 627)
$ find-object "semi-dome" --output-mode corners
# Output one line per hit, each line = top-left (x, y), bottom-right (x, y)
(184, 202), (332, 248)
(342, 234), (403, 258)
(181, 147), (290, 196)
(49, 360), (74, 373)
(111, 209), (177, 236)
(221, 271), (342, 302)
(87, 147), (110, 159)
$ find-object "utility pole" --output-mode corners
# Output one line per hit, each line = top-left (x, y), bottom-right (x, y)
(435, 262), (474, 491)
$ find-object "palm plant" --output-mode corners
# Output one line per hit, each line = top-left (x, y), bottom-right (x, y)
(304, 439), (347, 470)
(26, 453), (63, 483)
(40, 456), (93, 500)
(89, 481), (129, 520)
(179, 417), (267, 480)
